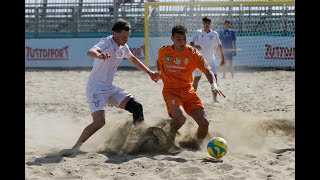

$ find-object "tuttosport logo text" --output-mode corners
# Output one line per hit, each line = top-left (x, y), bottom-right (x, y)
(26, 46), (70, 60)
(265, 44), (295, 60)
(129, 45), (145, 59)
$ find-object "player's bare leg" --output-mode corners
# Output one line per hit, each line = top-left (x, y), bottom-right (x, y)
(213, 74), (219, 102)
(192, 75), (202, 91)
(230, 60), (234, 78)
(222, 65), (227, 79)
(189, 108), (209, 141)
(168, 106), (187, 142)
(168, 121), (178, 143)
(58, 111), (106, 156)
(180, 108), (209, 150)
(72, 110), (106, 150)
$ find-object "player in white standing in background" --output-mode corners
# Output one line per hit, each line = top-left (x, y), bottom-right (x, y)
(69, 18), (160, 153)
(190, 16), (225, 102)
(219, 20), (237, 79)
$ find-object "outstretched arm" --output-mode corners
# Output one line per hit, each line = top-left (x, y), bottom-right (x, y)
(217, 44), (225, 66)
(87, 47), (111, 60)
(190, 42), (202, 51)
(127, 55), (160, 82)
(204, 69), (226, 98)
(156, 59), (161, 72)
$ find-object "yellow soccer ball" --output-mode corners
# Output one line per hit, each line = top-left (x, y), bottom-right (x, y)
(207, 137), (228, 159)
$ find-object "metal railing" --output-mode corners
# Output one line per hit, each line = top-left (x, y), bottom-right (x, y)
(25, 0), (294, 38)
(26, 0), (145, 37)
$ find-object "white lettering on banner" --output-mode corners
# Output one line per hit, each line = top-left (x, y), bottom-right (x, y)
(26, 46), (70, 60)
(129, 45), (145, 59)
(265, 44), (295, 60)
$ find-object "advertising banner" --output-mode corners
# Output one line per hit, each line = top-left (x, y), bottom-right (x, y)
(25, 36), (294, 68)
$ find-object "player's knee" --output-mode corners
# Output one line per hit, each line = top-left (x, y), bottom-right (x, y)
(125, 98), (144, 124)
(176, 116), (187, 128)
(172, 110), (187, 125)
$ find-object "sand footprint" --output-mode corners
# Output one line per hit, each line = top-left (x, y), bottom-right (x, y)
(217, 163), (233, 171)
(178, 166), (204, 174)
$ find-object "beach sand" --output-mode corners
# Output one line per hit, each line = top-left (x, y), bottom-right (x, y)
(25, 69), (295, 180)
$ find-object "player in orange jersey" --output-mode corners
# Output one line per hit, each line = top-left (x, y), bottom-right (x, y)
(157, 25), (225, 150)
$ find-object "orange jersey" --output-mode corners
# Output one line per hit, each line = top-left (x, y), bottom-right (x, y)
(157, 44), (211, 89)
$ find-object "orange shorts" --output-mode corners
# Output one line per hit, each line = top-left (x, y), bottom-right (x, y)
(162, 86), (204, 118)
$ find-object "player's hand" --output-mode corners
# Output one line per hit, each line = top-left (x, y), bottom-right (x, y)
(98, 53), (111, 60)
(211, 83), (226, 98)
(232, 49), (237, 56)
(194, 45), (202, 51)
(148, 70), (161, 83)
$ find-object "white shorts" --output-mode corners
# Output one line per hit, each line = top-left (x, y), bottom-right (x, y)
(86, 85), (132, 113)
(194, 59), (218, 76)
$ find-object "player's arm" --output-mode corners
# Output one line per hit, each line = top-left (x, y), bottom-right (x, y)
(217, 44), (225, 66)
(156, 59), (163, 78)
(195, 50), (225, 98)
(190, 42), (202, 51)
(87, 47), (111, 60)
(204, 69), (225, 98)
(214, 32), (225, 66)
(203, 69), (215, 85)
(156, 47), (167, 76)
(232, 30), (237, 55)
(156, 59), (161, 72)
(232, 40), (237, 56)
(156, 48), (161, 72)
(190, 33), (202, 50)
(214, 33), (224, 66)
(215, 33), (224, 66)
(127, 55), (160, 82)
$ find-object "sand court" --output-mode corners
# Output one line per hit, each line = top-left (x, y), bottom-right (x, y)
(25, 69), (294, 180)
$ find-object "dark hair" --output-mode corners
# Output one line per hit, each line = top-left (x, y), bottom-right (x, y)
(202, 16), (211, 23)
(112, 18), (131, 33)
(172, 25), (187, 36)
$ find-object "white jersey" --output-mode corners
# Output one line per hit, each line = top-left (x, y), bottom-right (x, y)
(190, 29), (221, 61)
(87, 35), (133, 90)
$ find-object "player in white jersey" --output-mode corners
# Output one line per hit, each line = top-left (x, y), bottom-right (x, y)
(190, 16), (225, 102)
(70, 18), (160, 152)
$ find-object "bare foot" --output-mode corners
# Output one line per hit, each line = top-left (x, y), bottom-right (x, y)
(178, 139), (201, 150)
(168, 145), (182, 154)
(133, 121), (147, 130)
(58, 148), (79, 157)
(213, 95), (219, 103)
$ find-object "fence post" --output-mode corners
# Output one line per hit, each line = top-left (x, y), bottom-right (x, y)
(283, 4), (288, 36)
(35, 7), (39, 38)
(113, 0), (119, 22)
(72, 6), (79, 37)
